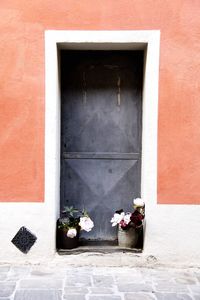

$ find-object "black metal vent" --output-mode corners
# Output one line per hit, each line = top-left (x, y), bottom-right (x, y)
(11, 226), (37, 254)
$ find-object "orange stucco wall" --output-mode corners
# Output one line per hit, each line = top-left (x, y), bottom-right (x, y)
(0, 0), (200, 203)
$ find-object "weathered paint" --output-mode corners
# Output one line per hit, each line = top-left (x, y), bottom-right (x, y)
(60, 51), (143, 240)
(0, 0), (200, 204)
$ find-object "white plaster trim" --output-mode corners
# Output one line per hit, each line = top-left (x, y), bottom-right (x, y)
(44, 30), (160, 253)
(45, 29), (160, 217)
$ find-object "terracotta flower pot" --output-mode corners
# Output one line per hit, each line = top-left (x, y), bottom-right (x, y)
(118, 226), (138, 248)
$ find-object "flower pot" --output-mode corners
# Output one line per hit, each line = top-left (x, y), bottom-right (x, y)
(58, 228), (79, 249)
(118, 226), (138, 248)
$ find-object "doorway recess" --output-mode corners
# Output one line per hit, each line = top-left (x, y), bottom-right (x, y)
(60, 50), (143, 248)
(44, 30), (160, 254)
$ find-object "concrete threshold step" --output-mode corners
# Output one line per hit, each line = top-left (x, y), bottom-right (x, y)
(57, 241), (142, 255)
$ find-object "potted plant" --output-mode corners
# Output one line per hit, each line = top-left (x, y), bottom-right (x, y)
(57, 206), (94, 249)
(110, 198), (145, 248)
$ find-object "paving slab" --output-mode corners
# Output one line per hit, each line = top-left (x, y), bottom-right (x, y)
(92, 275), (114, 287)
(89, 287), (114, 294)
(154, 283), (189, 293)
(118, 283), (153, 293)
(88, 297), (121, 300)
(0, 274), (7, 281)
(124, 293), (156, 300)
(63, 295), (86, 300)
(154, 293), (193, 300)
(14, 289), (62, 300)
(0, 282), (16, 297)
(19, 279), (63, 289)
(0, 265), (198, 300)
(188, 285), (200, 294)
(65, 275), (92, 287)
(0, 266), (10, 273)
(64, 287), (88, 294)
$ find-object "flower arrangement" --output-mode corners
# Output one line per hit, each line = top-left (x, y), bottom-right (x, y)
(58, 206), (94, 238)
(111, 198), (145, 231)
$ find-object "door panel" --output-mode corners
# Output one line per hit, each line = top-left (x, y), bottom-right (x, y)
(61, 158), (140, 240)
(60, 51), (143, 241)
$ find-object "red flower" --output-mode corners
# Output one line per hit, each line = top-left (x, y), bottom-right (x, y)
(119, 220), (129, 229)
(130, 210), (144, 227)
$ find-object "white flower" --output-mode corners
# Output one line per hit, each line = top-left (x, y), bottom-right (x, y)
(79, 217), (94, 232)
(133, 198), (145, 207)
(110, 212), (125, 227)
(67, 228), (77, 238)
(124, 213), (131, 225)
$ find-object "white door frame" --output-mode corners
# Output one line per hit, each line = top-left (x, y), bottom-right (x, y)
(44, 30), (160, 251)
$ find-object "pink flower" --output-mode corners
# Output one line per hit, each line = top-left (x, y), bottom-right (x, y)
(119, 219), (128, 229)
(79, 217), (94, 232)
(67, 228), (77, 238)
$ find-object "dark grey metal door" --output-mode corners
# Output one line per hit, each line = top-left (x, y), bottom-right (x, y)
(60, 51), (143, 241)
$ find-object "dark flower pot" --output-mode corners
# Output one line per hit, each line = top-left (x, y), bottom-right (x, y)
(57, 227), (79, 250)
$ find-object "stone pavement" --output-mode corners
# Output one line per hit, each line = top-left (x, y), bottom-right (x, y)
(0, 265), (200, 300)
